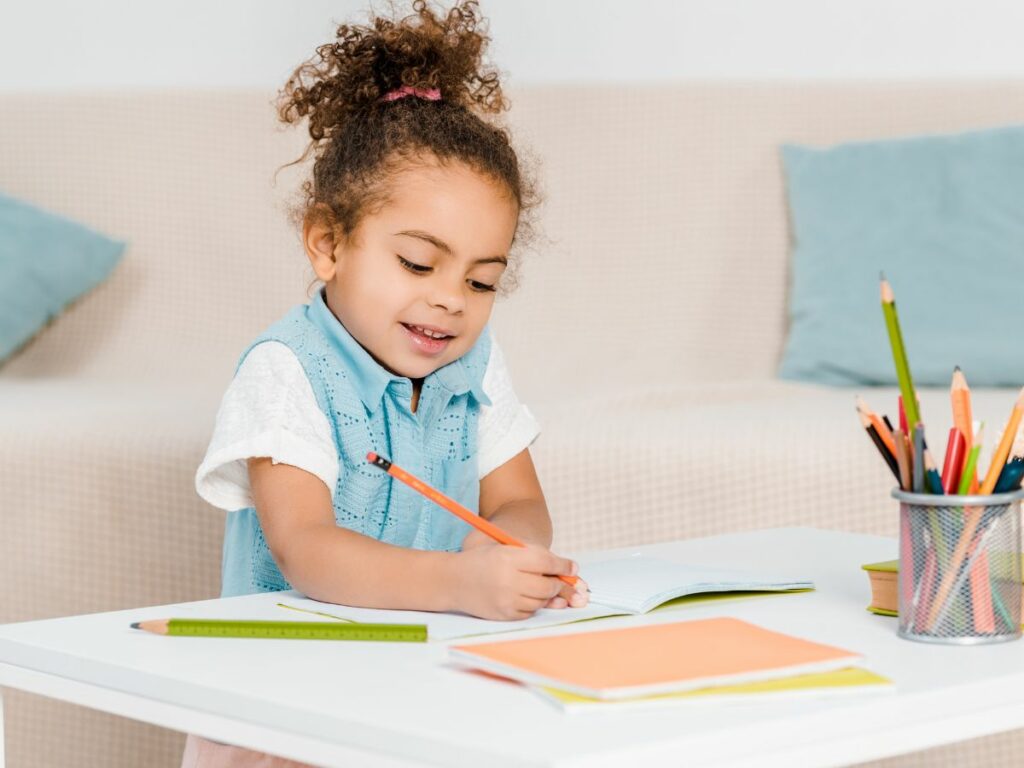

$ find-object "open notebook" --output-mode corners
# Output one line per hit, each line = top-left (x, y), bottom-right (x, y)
(278, 554), (812, 641)
(583, 554), (811, 614)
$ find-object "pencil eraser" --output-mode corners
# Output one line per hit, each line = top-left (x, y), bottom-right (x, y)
(367, 452), (378, 463)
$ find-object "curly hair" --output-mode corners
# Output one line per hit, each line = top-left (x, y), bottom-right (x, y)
(277, 0), (539, 292)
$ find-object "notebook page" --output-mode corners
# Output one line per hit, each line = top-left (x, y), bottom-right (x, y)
(583, 555), (813, 614)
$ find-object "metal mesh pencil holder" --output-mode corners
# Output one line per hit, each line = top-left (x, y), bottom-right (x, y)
(894, 489), (1023, 645)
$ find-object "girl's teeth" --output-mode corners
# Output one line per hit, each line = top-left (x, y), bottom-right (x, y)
(412, 325), (447, 339)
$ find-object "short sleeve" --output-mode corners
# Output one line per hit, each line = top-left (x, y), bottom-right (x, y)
(477, 338), (541, 478)
(194, 341), (339, 511)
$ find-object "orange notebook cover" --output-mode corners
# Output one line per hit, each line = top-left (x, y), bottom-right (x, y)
(449, 617), (862, 701)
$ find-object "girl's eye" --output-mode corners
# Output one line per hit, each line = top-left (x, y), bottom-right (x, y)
(468, 280), (497, 293)
(397, 255), (431, 274)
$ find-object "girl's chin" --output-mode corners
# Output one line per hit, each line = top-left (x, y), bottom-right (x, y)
(382, 353), (450, 380)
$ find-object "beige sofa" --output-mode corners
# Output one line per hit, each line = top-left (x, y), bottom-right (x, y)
(3, 84), (1024, 767)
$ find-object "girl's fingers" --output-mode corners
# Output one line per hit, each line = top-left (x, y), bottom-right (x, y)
(553, 581), (578, 603)
(568, 590), (588, 608)
(545, 596), (568, 609)
(519, 545), (577, 577)
(521, 573), (562, 601)
(516, 595), (549, 615)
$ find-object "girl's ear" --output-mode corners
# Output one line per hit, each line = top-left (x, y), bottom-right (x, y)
(302, 204), (341, 281)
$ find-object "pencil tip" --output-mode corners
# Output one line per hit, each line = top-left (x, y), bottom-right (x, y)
(954, 365), (961, 372)
(130, 622), (140, 629)
(879, 270), (886, 281)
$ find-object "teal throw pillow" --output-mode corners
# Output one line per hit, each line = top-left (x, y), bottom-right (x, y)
(778, 125), (1024, 387)
(0, 192), (125, 363)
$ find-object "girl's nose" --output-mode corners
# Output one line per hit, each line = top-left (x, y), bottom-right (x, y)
(427, 279), (465, 314)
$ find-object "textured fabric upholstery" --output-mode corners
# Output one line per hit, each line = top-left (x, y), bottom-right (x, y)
(4, 84), (1024, 767)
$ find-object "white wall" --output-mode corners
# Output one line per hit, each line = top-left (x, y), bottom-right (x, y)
(3, 0), (1024, 91)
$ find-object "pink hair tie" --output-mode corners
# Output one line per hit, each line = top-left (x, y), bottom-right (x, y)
(380, 85), (442, 103)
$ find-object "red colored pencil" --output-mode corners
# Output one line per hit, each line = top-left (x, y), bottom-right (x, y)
(940, 427), (966, 494)
(366, 452), (578, 587)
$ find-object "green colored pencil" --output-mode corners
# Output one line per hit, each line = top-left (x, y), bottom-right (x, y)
(957, 426), (984, 495)
(131, 618), (427, 642)
(880, 276), (921, 431)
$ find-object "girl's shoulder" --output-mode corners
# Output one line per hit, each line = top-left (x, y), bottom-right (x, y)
(237, 305), (321, 372)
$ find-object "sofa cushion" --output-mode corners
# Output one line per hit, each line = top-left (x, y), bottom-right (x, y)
(0, 191), (125, 364)
(778, 125), (1024, 387)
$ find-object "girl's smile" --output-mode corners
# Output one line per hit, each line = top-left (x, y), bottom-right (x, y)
(400, 321), (456, 356)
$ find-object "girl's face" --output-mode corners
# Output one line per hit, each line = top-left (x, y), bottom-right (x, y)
(305, 161), (518, 381)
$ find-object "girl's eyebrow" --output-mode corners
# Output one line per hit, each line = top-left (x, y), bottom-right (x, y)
(394, 230), (508, 265)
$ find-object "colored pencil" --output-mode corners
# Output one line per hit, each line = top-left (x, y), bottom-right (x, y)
(856, 396), (897, 457)
(857, 406), (899, 479)
(956, 426), (984, 496)
(927, 387), (1024, 627)
(893, 429), (912, 491)
(968, 549), (997, 633)
(912, 425), (926, 493)
(130, 618), (427, 642)
(923, 449), (944, 495)
(881, 276), (922, 431)
(912, 546), (938, 632)
(940, 428), (966, 495)
(951, 367), (975, 486)
(995, 458), (1024, 493)
(920, 445), (950, 566)
(366, 452), (579, 587)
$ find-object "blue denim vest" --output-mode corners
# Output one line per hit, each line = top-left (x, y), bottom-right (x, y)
(220, 290), (492, 597)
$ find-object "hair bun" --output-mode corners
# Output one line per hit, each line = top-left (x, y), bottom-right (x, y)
(279, 0), (505, 143)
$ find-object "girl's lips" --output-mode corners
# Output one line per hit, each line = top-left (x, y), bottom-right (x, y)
(401, 323), (452, 356)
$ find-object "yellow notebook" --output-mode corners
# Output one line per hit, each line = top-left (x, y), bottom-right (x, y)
(450, 617), (863, 701)
(534, 667), (892, 712)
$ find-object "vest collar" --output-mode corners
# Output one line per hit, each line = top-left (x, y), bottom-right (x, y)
(307, 289), (490, 412)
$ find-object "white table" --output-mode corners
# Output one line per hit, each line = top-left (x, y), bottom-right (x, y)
(1, 527), (1022, 768)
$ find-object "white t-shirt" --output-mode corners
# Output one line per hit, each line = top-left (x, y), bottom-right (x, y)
(195, 338), (540, 512)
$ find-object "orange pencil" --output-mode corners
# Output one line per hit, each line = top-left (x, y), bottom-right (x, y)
(366, 452), (578, 587)
(856, 396), (897, 457)
(893, 428), (912, 491)
(950, 367), (975, 489)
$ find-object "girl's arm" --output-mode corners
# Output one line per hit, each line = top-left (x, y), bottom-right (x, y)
(248, 457), (578, 618)
(468, 448), (589, 609)
(248, 457), (457, 611)
(474, 447), (551, 546)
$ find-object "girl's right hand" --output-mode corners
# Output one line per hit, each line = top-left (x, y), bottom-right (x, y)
(452, 544), (580, 621)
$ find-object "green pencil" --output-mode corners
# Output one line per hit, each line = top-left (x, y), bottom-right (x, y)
(957, 426), (984, 495)
(880, 276), (921, 431)
(131, 618), (428, 642)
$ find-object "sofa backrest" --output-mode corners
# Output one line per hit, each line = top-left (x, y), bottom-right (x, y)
(3, 85), (1024, 403)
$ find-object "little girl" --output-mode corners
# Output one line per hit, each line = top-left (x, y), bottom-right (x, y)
(186, 2), (587, 765)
